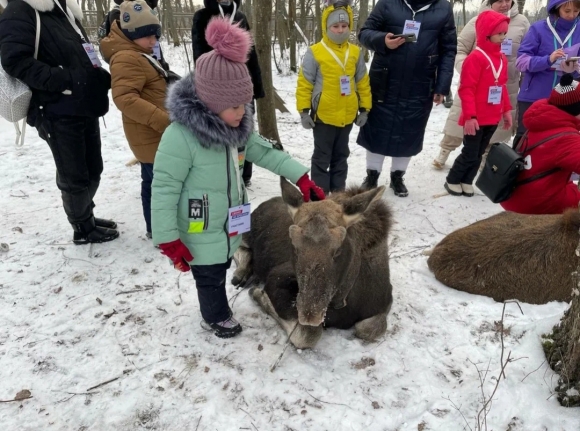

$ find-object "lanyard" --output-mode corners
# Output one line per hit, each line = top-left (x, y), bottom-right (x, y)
(53, 0), (86, 42)
(546, 17), (577, 48)
(230, 147), (242, 202)
(321, 40), (350, 72)
(218, 1), (237, 24)
(402, 0), (431, 20)
(476, 47), (503, 84)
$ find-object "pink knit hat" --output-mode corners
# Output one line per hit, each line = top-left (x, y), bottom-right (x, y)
(195, 17), (254, 114)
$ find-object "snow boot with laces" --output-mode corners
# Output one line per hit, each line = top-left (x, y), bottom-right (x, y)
(361, 169), (380, 189)
(390, 170), (408, 197)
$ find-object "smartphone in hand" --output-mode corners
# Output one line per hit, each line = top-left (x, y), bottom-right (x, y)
(390, 33), (417, 43)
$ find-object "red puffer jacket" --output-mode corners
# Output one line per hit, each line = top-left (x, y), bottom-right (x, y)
(501, 99), (580, 214)
(458, 10), (511, 126)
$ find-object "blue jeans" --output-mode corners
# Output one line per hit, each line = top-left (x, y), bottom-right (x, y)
(141, 163), (153, 234)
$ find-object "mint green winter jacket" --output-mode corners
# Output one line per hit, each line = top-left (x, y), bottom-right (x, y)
(151, 76), (308, 265)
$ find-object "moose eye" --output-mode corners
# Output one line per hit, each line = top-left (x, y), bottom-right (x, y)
(333, 249), (342, 260)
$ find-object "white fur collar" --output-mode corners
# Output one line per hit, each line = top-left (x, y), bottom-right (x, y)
(0, 0), (83, 21)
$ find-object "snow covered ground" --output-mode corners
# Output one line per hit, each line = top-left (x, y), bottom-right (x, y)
(1, 45), (579, 431)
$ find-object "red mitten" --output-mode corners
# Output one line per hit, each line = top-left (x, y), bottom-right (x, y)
(159, 239), (193, 272)
(296, 174), (326, 202)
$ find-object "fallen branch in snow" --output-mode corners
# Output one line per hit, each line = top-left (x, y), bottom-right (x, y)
(86, 377), (120, 392)
(55, 391), (99, 404)
(442, 396), (472, 431)
(9, 190), (28, 198)
(305, 391), (352, 409)
(521, 360), (546, 383)
(270, 323), (298, 372)
(499, 300), (523, 380)
(116, 287), (154, 296)
(194, 416), (202, 431)
(0, 396), (33, 403)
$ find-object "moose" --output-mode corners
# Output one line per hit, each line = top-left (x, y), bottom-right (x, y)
(232, 178), (394, 349)
(427, 209), (580, 304)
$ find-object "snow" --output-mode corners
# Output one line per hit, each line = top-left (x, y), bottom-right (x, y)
(1, 45), (579, 431)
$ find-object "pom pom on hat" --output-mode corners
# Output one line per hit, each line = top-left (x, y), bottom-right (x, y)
(195, 17), (254, 115)
(205, 16), (252, 63)
(548, 74), (580, 117)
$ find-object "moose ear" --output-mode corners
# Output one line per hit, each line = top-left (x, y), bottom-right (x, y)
(281, 177), (303, 219)
(342, 185), (386, 226)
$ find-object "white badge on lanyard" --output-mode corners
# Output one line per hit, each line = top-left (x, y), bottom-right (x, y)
(402, 0), (431, 41)
(501, 39), (513, 56)
(228, 203), (251, 236)
(547, 17), (576, 69)
(476, 47), (503, 105)
(82, 43), (101, 68)
(321, 40), (351, 96)
(153, 41), (161, 60)
(403, 20), (421, 39)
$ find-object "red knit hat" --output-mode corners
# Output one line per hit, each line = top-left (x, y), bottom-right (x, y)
(548, 74), (580, 116)
(195, 17), (254, 114)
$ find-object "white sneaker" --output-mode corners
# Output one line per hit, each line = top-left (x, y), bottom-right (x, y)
(444, 182), (462, 196)
(432, 149), (451, 170)
(461, 183), (474, 197)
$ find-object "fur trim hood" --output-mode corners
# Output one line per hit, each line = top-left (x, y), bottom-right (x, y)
(166, 73), (254, 150)
(0, 0), (83, 21)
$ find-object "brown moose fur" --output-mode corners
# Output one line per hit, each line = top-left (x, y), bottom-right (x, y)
(232, 178), (394, 348)
(427, 210), (580, 304)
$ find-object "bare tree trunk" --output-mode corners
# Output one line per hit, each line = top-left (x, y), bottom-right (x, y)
(314, 0), (322, 42)
(163, 0), (181, 46)
(254, 0), (281, 144)
(462, 0), (466, 28)
(518, 0), (526, 15)
(544, 292), (580, 407)
(299, 0), (307, 42)
(245, 0), (253, 28)
(357, 0), (370, 62)
(94, 0), (108, 24)
(289, 0), (297, 72)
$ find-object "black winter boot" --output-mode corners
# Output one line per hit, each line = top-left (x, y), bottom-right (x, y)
(72, 217), (119, 245)
(94, 217), (117, 229)
(390, 170), (408, 197)
(361, 169), (380, 189)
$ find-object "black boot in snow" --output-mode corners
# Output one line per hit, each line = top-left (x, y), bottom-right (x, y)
(94, 217), (117, 229)
(361, 169), (380, 190)
(390, 170), (409, 197)
(72, 217), (119, 245)
(201, 315), (242, 339)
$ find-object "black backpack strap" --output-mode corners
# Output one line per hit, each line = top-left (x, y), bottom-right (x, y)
(515, 131), (578, 186)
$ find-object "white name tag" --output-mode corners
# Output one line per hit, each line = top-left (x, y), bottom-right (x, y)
(488, 86), (502, 105)
(153, 41), (161, 60)
(403, 20), (421, 40)
(501, 39), (513, 56)
(553, 55), (568, 71)
(228, 203), (251, 237)
(82, 43), (101, 68)
(340, 75), (351, 96)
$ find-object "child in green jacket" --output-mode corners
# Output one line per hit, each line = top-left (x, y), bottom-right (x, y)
(151, 17), (325, 338)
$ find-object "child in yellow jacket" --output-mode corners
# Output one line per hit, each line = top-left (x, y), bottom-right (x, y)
(296, 0), (371, 194)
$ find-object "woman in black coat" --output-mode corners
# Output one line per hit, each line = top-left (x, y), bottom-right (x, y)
(357, 0), (457, 197)
(0, 0), (118, 244)
(192, 0), (265, 187)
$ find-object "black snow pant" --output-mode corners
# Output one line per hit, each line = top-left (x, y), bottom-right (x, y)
(447, 125), (498, 185)
(140, 162), (154, 235)
(311, 121), (353, 194)
(37, 116), (103, 226)
(191, 259), (232, 324)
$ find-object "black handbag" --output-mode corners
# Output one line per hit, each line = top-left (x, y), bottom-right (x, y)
(476, 132), (577, 204)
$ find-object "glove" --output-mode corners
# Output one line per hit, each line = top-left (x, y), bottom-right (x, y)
(464, 118), (480, 136)
(300, 111), (315, 129)
(355, 110), (368, 127)
(159, 239), (193, 272)
(502, 111), (513, 131)
(296, 174), (326, 202)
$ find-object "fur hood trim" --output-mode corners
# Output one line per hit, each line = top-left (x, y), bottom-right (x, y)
(166, 74), (254, 150)
(0, 0), (83, 21)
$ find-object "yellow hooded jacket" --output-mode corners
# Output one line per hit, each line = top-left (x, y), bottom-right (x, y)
(296, 4), (371, 127)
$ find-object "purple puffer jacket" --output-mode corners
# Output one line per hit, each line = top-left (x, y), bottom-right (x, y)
(516, 0), (580, 102)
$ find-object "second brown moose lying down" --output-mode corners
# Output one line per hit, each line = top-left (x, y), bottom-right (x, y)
(427, 209), (580, 305)
(232, 178), (394, 349)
